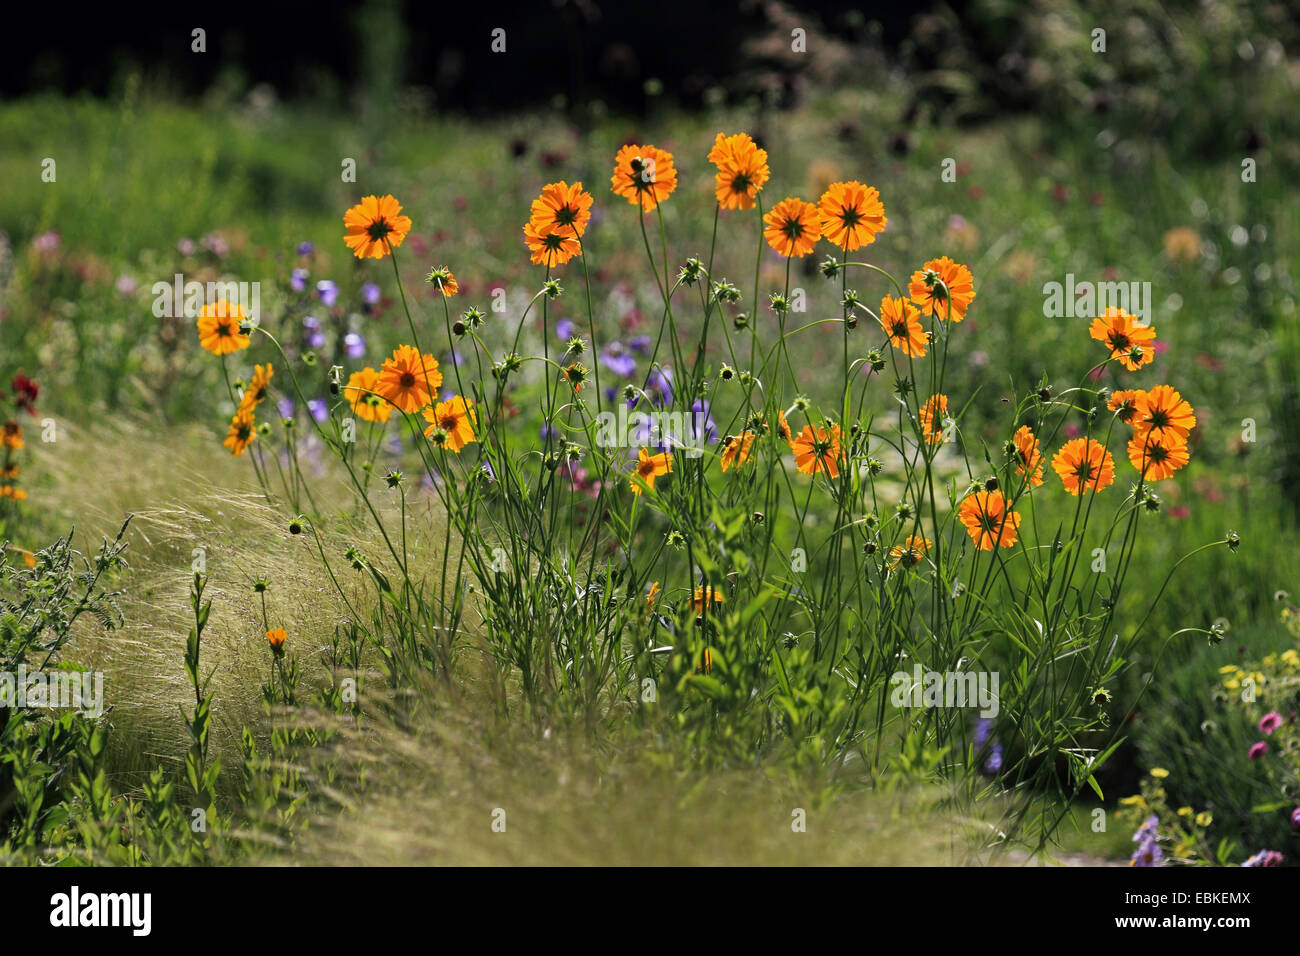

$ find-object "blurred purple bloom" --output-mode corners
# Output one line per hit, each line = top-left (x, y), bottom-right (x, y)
(1259, 711), (1283, 735)
(344, 332), (366, 359)
(1242, 849), (1283, 867)
(297, 241), (315, 256)
(600, 342), (637, 377)
(302, 315), (325, 349)
(316, 280), (339, 307)
(645, 367), (673, 407)
(984, 742), (1003, 773)
(308, 398), (329, 422)
(276, 397), (295, 419)
(687, 399), (717, 444)
(362, 281), (381, 305)
(177, 237), (196, 256)
(556, 318), (575, 341)
(1249, 741), (1268, 760)
(291, 268), (309, 292)
(1291, 807), (1300, 829)
(1130, 837), (1163, 867)
(629, 334), (652, 355)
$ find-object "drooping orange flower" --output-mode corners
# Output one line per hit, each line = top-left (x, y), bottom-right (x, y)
(708, 132), (770, 210)
(343, 194), (413, 259)
(720, 431), (756, 472)
(763, 197), (822, 258)
(818, 181), (887, 251)
(908, 257), (976, 322)
(530, 180), (594, 238)
(1, 420), (24, 450)
(1052, 437), (1116, 495)
(1089, 308), (1157, 371)
(422, 395), (477, 452)
(196, 300), (251, 355)
(790, 423), (843, 478)
(239, 363), (274, 411)
(1108, 388), (1147, 425)
(920, 394), (949, 445)
(376, 345), (442, 414)
(773, 411), (793, 444)
(631, 447), (673, 495)
(1127, 429), (1190, 481)
(224, 407), (256, 457)
(879, 294), (928, 357)
(1012, 425), (1044, 486)
(344, 367), (393, 423)
(426, 266), (459, 297)
(523, 220), (582, 267)
(889, 535), (931, 569)
(1131, 384), (1196, 440)
(610, 144), (678, 212)
(959, 490), (1022, 550)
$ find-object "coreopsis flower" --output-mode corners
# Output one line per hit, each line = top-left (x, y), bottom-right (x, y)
(240, 363), (274, 411)
(523, 220), (581, 266)
(763, 197), (821, 258)
(224, 407), (256, 456)
(376, 345), (442, 413)
(720, 431), (756, 472)
(343, 194), (413, 259)
(889, 535), (931, 569)
(0, 486), (28, 501)
(879, 294), (928, 357)
(1127, 430), (1189, 481)
(691, 585), (726, 612)
(422, 395), (477, 452)
(426, 266), (459, 296)
(1012, 425), (1044, 486)
(908, 256), (976, 322)
(1108, 388), (1147, 425)
(959, 490), (1021, 550)
(610, 144), (678, 211)
(196, 300), (251, 355)
(919, 394), (949, 445)
(1089, 308), (1157, 371)
(1131, 384), (1197, 440)
(817, 181), (887, 251)
(266, 627), (287, 658)
(1, 420), (23, 450)
(344, 367), (393, 423)
(631, 447), (673, 494)
(707, 132), (770, 210)
(790, 423), (843, 477)
(1052, 437), (1116, 495)
(773, 410), (793, 444)
(529, 181), (593, 237)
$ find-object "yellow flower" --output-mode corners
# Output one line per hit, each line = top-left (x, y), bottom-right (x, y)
(1195, 811), (1213, 827)
(1149, 767), (1170, 779)
(1119, 795), (1147, 809)
(1176, 806), (1192, 817)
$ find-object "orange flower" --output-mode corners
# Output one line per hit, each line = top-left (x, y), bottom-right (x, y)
(1089, 308), (1157, 371)
(889, 535), (931, 569)
(610, 144), (678, 212)
(343, 194), (413, 259)
(773, 411), (793, 444)
(196, 300), (250, 355)
(1127, 429), (1190, 481)
(1052, 437), (1116, 495)
(763, 197), (821, 258)
(818, 181), (887, 251)
(224, 407), (256, 457)
(426, 266), (459, 297)
(239, 363), (274, 411)
(708, 132), (770, 210)
(1108, 388), (1147, 425)
(631, 447), (672, 494)
(908, 257), (976, 322)
(530, 181), (594, 237)
(563, 363), (588, 394)
(266, 627), (287, 658)
(790, 423), (843, 478)
(344, 367), (393, 423)
(880, 294), (928, 357)
(376, 345), (442, 414)
(959, 490), (1021, 550)
(691, 585), (726, 612)
(2, 420), (23, 450)
(720, 431), (756, 472)
(1012, 425), (1044, 486)
(523, 220), (581, 266)
(1131, 384), (1196, 440)
(0, 485), (28, 501)
(920, 394), (949, 445)
(422, 395), (477, 452)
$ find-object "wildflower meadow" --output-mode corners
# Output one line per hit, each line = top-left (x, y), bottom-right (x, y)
(1, 0), (1298, 922)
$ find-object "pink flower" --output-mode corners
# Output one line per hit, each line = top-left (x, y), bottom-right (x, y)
(1291, 807), (1300, 829)
(1168, 506), (1190, 519)
(1259, 711), (1283, 735)
(1248, 740), (1268, 760)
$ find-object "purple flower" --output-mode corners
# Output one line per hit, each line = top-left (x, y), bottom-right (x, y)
(297, 241), (315, 256)
(115, 275), (139, 296)
(362, 281), (381, 305)
(276, 397), (295, 419)
(290, 268), (310, 292)
(302, 315), (325, 349)
(201, 233), (229, 258)
(555, 318), (575, 341)
(1259, 711), (1283, 735)
(984, 742), (1003, 773)
(687, 399), (717, 445)
(344, 332), (366, 359)
(600, 342), (637, 377)
(1249, 740), (1268, 760)
(308, 398), (329, 422)
(177, 237), (196, 256)
(1291, 807), (1300, 829)
(1133, 815), (1159, 843)
(1242, 849), (1283, 867)
(1130, 837), (1163, 867)
(629, 334), (652, 355)
(645, 367), (673, 407)
(316, 280), (338, 307)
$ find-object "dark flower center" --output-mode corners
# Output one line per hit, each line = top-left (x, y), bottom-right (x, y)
(367, 218), (392, 241)
(399, 372), (416, 388)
